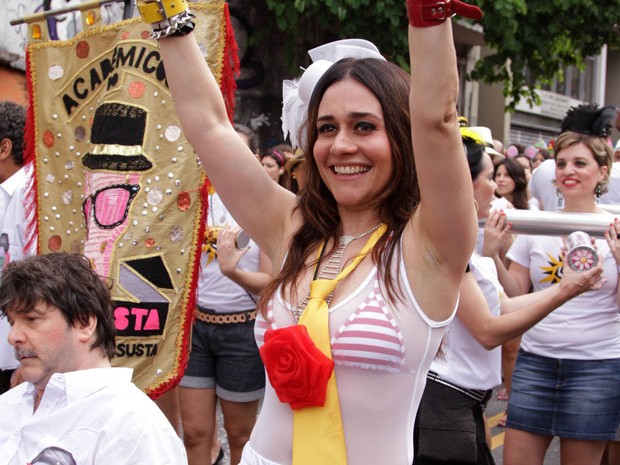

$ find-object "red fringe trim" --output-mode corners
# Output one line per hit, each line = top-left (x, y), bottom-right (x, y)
(23, 47), (40, 256)
(146, 180), (209, 400)
(221, 3), (240, 123)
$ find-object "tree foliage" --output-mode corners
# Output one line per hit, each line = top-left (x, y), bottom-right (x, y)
(262, 0), (410, 68)
(263, 0), (620, 109)
(473, 0), (620, 109)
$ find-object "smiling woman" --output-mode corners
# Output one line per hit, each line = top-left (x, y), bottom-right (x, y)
(312, 78), (393, 209)
(135, 0), (482, 463)
(485, 104), (620, 465)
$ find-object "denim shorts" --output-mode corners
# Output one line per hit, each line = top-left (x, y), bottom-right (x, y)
(507, 349), (620, 440)
(180, 308), (265, 402)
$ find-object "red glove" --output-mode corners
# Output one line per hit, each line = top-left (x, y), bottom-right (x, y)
(406, 0), (483, 27)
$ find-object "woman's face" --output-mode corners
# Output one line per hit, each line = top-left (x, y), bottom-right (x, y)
(555, 142), (607, 201)
(261, 156), (284, 182)
(515, 156), (532, 181)
(473, 154), (496, 219)
(494, 164), (516, 198)
(313, 78), (393, 211)
(532, 152), (546, 169)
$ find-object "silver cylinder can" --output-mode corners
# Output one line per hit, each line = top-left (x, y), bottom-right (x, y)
(566, 231), (598, 272)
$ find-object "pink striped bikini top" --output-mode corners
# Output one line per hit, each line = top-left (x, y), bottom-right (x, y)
(256, 276), (406, 373)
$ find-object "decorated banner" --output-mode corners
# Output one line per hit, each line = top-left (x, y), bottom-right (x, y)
(22, 1), (239, 397)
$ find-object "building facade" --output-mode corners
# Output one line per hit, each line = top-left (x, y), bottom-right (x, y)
(456, 19), (620, 148)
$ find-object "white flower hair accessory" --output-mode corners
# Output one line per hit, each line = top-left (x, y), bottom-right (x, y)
(281, 39), (385, 150)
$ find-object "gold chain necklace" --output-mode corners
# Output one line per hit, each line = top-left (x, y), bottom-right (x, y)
(291, 222), (383, 320)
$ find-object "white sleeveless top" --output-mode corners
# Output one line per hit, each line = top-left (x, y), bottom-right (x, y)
(196, 193), (260, 312)
(250, 242), (455, 465)
(430, 252), (503, 390)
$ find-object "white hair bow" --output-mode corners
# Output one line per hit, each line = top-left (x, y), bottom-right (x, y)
(281, 39), (385, 150)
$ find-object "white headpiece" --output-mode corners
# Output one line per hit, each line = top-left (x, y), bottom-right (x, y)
(281, 39), (385, 150)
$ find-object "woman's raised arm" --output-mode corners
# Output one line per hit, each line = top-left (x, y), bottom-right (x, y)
(409, 1), (481, 270)
(137, 2), (295, 257)
(405, 0), (482, 320)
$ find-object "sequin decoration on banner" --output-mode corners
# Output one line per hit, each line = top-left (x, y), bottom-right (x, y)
(85, 10), (96, 26)
(32, 24), (42, 40)
(76, 41), (89, 58)
(43, 130), (54, 147)
(48, 235), (62, 251)
(48, 65), (64, 80)
(169, 226), (184, 243)
(177, 192), (191, 211)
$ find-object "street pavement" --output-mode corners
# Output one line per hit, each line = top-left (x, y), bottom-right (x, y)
(488, 384), (560, 465)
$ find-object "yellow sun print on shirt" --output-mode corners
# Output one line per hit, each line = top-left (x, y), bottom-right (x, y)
(540, 252), (563, 284)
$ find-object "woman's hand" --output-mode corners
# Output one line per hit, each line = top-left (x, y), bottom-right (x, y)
(559, 247), (606, 294)
(482, 209), (513, 258)
(216, 225), (249, 277)
(604, 218), (620, 265)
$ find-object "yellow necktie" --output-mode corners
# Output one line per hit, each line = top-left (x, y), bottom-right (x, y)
(293, 223), (387, 465)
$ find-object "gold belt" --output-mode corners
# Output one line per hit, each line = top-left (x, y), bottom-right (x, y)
(194, 308), (257, 324)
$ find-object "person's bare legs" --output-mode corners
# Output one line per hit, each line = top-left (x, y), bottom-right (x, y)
(601, 440), (620, 465)
(180, 386), (217, 465)
(155, 386), (181, 435)
(211, 411), (222, 464)
(499, 336), (521, 426)
(220, 398), (260, 465)
(503, 428), (552, 465)
(560, 438), (607, 465)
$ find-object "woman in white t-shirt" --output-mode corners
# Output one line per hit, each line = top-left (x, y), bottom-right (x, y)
(500, 106), (620, 465)
(491, 156), (538, 419)
(413, 131), (603, 465)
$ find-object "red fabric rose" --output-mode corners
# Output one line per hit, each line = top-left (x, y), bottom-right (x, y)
(259, 325), (334, 410)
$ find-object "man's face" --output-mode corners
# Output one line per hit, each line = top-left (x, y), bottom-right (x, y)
(7, 302), (89, 392)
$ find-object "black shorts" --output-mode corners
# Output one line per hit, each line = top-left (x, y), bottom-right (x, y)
(180, 309), (265, 402)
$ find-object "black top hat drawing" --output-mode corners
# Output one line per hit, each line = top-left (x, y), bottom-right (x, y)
(82, 102), (153, 171)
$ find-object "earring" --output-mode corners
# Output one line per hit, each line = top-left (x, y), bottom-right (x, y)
(473, 199), (479, 213)
(557, 188), (564, 209)
(595, 183), (603, 204)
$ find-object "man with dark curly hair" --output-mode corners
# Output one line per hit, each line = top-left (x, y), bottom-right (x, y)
(0, 101), (29, 395)
(0, 253), (187, 464)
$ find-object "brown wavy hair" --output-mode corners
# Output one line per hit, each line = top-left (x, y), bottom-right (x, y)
(258, 58), (419, 312)
(494, 157), (530, 210)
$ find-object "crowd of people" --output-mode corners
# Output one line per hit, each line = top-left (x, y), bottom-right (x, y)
(1, 0), (620, 464)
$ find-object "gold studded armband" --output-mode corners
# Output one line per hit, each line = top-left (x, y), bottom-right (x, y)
(136, 0), (195, 40)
